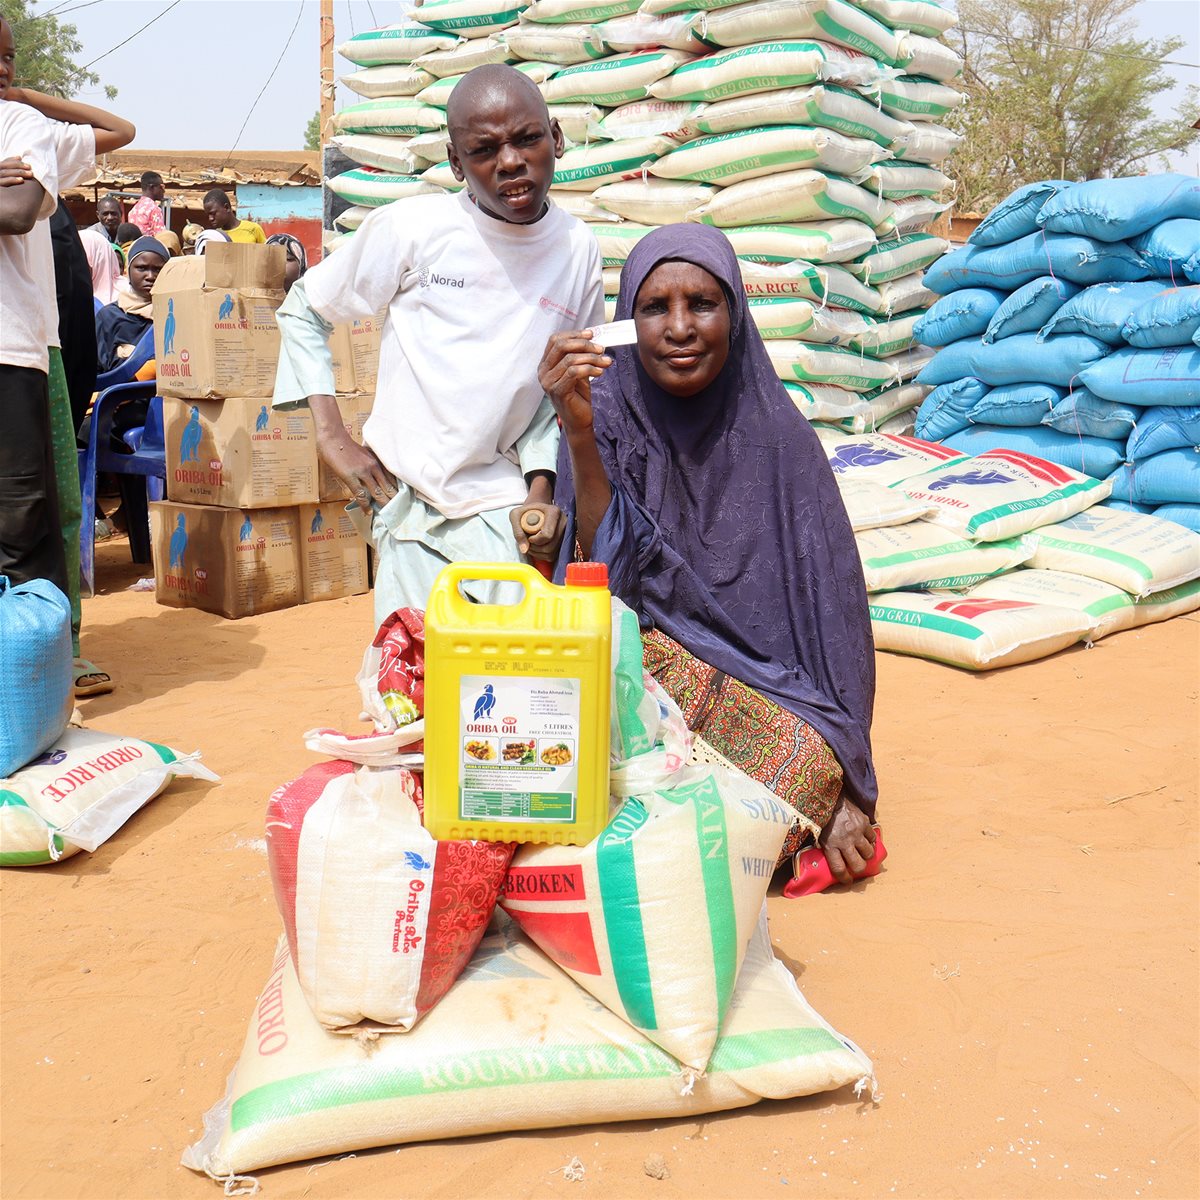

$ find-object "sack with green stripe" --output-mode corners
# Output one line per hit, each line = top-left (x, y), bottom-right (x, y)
(332, 97), (448, 136)
(854, 520), (1034, 592)
(591, 176), (717, 223)
(1, 728), (217, 867)
(325, 168), (445, 206)
(738, 259), (883, 313)
(540, 49), (694, 106)
(551, 135), (676, 189)
(523, 0), (642, 22)
(499, 22), (608, 65)
(849, 232), (948, 285)
(340, 63), (436, 99)
(855, 0), (957, 37)
(750, 296), (870, 343)
(688, 168), (894, 231)
(337, 24), (463, 67)
(726, 219), (876, 266)
(412, 35), (511, 80)
(413, 0), (530, 38)
(767, 339), (899, 392)
(182, 914), (873, 1178)
(593, 223), (659, 267)
(866, 74), (967, 123)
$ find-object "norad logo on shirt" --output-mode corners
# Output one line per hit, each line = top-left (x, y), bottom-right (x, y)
(418, 266), (465, 289)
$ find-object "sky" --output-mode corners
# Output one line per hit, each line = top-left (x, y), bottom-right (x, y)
(21, 0), (1200, 170)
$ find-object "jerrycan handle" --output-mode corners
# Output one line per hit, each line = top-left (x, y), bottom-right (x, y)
(433, 561), (549, 615)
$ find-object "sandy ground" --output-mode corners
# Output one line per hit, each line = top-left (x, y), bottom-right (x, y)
(2, 537), (1197, 1200)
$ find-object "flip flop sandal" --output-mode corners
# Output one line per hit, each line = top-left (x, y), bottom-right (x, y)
(74, 658), (115, 698)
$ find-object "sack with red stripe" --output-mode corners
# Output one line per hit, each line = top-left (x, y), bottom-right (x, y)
(895, 449), (1112, 543)
(267, 759), (514, 1032)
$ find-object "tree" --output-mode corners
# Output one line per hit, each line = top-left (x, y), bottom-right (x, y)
(7, 0), (116, 99)
(946, 0), (1199, 213)
(304, 110), (321, 152)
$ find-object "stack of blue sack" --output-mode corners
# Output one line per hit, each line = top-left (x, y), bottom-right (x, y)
(910, 173), (1200, 532)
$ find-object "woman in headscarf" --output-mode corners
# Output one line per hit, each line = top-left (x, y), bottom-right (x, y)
(94, 235), (166, 373)
(79, 226), (120, 305)
(539, 224), (879, 886)
(265, 232), (308, 292)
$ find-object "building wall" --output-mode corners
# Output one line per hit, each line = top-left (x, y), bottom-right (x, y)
(236, 184), (324, 266)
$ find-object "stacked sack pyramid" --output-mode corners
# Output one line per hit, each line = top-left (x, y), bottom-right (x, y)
(911, 174), (1200, 532)
(325, 0), (971, 435)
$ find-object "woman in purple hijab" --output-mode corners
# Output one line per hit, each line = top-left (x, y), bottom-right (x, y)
(539, 224), (878, 885)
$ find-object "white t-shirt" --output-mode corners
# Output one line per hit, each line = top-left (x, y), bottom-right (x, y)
(303, 190), (604, 520)
(0, 106), (95, 371)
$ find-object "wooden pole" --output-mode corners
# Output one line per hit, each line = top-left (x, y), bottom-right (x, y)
(319, 0), (335, 146)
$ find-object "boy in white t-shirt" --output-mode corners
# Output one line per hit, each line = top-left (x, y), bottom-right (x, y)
(274, 65), (604, 625)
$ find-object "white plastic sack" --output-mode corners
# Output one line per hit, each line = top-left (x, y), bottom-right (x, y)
(856, 521), (1034, 591)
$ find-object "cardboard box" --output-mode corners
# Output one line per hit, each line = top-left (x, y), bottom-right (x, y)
(164, 396), (319, 509)
(318, 393), (375, 502)
(150, 501), (300, 619)
(154, 242), (285, 400)
(328, 322), (357, 395)
(349, 310), (385, 393)
(297, 502), (370, 603)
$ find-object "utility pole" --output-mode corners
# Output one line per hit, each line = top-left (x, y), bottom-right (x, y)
(320, 0), (335, 146)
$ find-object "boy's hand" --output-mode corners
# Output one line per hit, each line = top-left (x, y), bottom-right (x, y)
(510, 503), (565, 562)
(321, 439), (397, 514)
(0, 157), (33, 187)
(539, 330), (612, 435)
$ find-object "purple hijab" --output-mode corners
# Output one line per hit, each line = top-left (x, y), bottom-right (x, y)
(554, 225), (877, 815)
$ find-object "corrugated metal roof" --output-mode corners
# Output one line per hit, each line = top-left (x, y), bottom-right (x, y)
(69, 149), (321, 192)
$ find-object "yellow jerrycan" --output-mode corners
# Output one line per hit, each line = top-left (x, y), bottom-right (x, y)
(424, 561), (612, 845)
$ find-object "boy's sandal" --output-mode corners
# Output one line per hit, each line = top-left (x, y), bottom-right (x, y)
(74, 658), (115, 698)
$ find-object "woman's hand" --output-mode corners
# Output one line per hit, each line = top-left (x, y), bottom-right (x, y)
(819, 796), (877, 885)
(509, 503), (565, 562)
(538, 330), (612, 435)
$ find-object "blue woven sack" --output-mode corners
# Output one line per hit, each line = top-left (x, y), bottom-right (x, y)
(1121, 286), (1200, 348)
(1103, 498), (1155, 515)
(969, 382), (1064, 426)
(1108, 448), (1200, 504)
(1151, 502), (1200, 532)
(1125, 405), (1200, 461)
(1078, 345), (1200, 406)
(913, 288), (1005, 347)
(983, 276), (1079, 343)
(1039, 281), (1169, 344)
(0, 577), (72, 778)
(913, 377), (988, 441)
(917, 333), (1109, 388)
(1129, 219), (1200, 279)
(1043, 390), (1141, 440)
(967, 180), (1071, 247)
(1037, 174), (1200, 243)
(943, 425), (1127, 480)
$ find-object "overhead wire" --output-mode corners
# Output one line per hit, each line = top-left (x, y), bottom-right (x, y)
(221, 0), (307, 167)
(80, 0), (182, 70)
(954, 24), (1200, 70)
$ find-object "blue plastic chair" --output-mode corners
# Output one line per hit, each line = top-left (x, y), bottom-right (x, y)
(77, 326), (164, 595)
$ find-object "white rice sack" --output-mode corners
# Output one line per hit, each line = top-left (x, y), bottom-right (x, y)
(330, 134), (434, 173)
(417, 60), (559, 106)
(785, 380), (869, 422)
(340, 63), (436, 98)
(420, 161), (466, 190)
(874, 409), (916, 435)
(849, 232), (948, 284)
(406, 127), (453, 161)
(749, 296), (870, 343)
(333, 97), (448, 136)
(682, 84), (910, 146)
(552, 135), (676, 189)
(891, 196), (951, 236)
(325, 168), (444, 206)
(592, 176), (717, 223)
(415, 0), (530, 38)
(849, 312), (922, 357)
(688, 168), (894, 230)
(593, 222), (658, 266)
(829, 381), (928, 432)
(766, 339), (900, 391)
(182, 915), (873, 1178)
(499, 22), (608, 64)
(412, 34), (511, 78)
(1027, 505), (1200, 597)
(540, 49), (694, 105)
(837, 477), (936, 530)
(726, 219), (876, 266)
(855, 0), (957, 37)
(876, 269), (937, 315)
(869, 75), (967, 122)
(550, 188), (626, 221)
(895, 32), (962, 82)
(856, 521), (1034, 591)
(0, 728), (217, 867)
(692, 0), (906, 65)
(823, 431), (967, 484)
(595, 11), (707, 51)
(523, 0), (641, 20)
(652, 126), (882, 185)
(890, 342), (936, 381)
(546, 101), (605, 141)
(338, 24), (462, 66)
(738, 260), (884, 313)
(595, 99), (706, 140)
(854, 162), (951, 199)
(332, 204), (375, 231)
(602, 265), (623, 293)
(899, 449), (1113, 543)
(650, 39), (886, 102)
(868, 590), (1096, 669)
(888, 121), (962, 165)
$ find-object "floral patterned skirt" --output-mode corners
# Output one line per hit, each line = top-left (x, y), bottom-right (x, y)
(641, 628), (844, 867)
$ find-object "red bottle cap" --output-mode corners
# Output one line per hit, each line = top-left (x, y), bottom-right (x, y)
(565, 561), (609, 588)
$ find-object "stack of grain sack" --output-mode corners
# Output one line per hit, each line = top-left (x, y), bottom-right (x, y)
(181, 601), (874, 1181)
(149, 242), (381, 619)
(911, 174), (1200, 531)
(805, 423), (1200, 669)
(326, 0), (970, 436)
